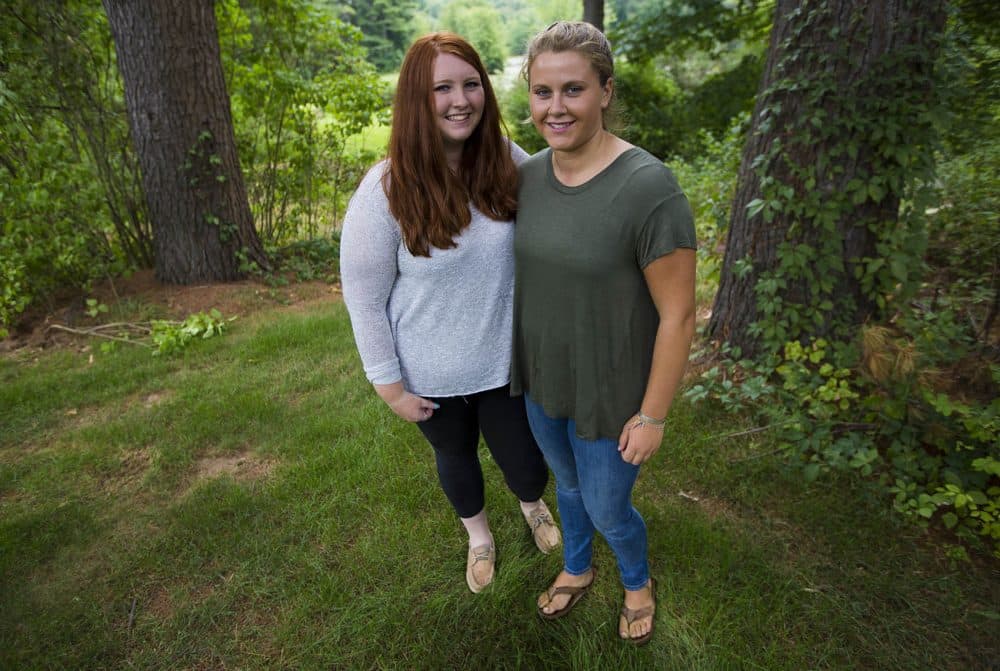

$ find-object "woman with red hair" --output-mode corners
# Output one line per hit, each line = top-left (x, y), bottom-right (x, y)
(340, 33), (560, 594)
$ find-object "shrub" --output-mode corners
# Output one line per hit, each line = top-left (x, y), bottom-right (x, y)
(218, 0), (388, 244)
(0, 118), (124, 335)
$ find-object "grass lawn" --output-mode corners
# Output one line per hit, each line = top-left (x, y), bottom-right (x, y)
(1, 294), (996, 670)
(344, 123), (390, 157)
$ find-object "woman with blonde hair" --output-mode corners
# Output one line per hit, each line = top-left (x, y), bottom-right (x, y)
(340, 32), (560, 594)
(513, 21), (697, 644)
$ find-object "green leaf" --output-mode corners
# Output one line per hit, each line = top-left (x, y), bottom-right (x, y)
(803, 463), (821, 481)
(969, 490), (989, 506)
(890, 257), (908, 282)
(746, 198), (766, 218)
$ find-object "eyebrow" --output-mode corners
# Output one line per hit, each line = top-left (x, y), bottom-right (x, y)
(434, 75), (480, 84)
(533, 80), (588, 88)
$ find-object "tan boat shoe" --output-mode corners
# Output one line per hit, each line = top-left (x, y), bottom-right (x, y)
(466, 539), (495, 593)
(523, 500), (561, 554)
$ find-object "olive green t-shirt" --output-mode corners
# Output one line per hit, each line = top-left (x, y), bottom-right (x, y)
(511, 147), (696, 440)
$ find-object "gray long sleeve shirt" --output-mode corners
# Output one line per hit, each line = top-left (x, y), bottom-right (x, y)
(339, 144), (528, 397)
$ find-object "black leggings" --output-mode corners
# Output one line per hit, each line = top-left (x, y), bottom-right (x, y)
(416, 384), (549, 518)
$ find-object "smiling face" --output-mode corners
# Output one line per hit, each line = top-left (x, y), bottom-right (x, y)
(432, 52), (485, 161)
(528, 50), (612, 155)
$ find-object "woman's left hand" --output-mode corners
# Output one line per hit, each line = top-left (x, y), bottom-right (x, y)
(617, 416), (664, 465)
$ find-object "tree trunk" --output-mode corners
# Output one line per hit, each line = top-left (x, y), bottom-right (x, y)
(102, 0), (268, 284)
(583, 0), (604, 32)
(707, 0), (945, 357)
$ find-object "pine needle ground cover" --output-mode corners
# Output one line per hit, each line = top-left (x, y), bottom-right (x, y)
(1, 301), (996, 670)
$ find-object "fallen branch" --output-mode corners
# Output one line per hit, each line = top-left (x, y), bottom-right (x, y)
(725, 422), (878, 463)
(720, 420), (876, 441)
(719, 425), (776, 439)
(87, 321), (155, 334)
(47, 324), (152, 347)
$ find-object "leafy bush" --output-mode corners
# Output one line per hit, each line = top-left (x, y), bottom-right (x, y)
(614, 60), (685, 159)
(269, 236), (342, 284)
(687, 318), (999, 557)
(926, 142), (999, 343)
(669, 118), (745, 305)
(0, 118), (125, 334)
(500, 81), (547, 156)
(440, 0), (508, 73)
(0, 1), (145, 336)
(615, 54), (760, 161)
(218, 0), (388, 245)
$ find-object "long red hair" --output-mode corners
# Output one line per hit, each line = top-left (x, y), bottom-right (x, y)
(385, 33), (518, 257)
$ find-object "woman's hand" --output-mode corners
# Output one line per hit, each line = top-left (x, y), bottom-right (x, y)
(617, 415), (664, 465)
(374, 381), (439, 422)
(388, 391), (439, 422)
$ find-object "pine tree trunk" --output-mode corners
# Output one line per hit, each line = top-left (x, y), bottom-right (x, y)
(583, 0), (604, 32)
(707, 0), (945, 357)
(102, 0), (268, 284)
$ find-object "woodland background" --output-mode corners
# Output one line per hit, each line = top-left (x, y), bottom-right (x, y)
(1, 1), (998, 668)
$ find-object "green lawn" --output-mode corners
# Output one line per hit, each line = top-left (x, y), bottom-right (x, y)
(1, 299), (995, 670)
(344, 123), (390, 156)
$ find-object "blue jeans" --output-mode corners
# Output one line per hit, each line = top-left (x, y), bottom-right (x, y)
(524, 394), (649, 590)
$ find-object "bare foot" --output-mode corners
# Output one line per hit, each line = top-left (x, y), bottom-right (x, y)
(619, 579), (655, 641)
(537, 568), (595, 616)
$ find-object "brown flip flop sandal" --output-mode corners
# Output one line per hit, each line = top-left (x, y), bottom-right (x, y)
(537, 567), (597, 620)
(619, 578), (656, 646)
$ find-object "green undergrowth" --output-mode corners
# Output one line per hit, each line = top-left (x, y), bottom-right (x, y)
(1, 301), (996, 670)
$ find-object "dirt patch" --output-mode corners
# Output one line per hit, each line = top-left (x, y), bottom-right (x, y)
(88, 269), (335, 321)
(143, 585), (174, 620)
(195, 452), (275, 481)
(141, 391), (170, 409)
(102, 447), (155, 494)
(2, 269), (341, 353)
(178, 450), (278, 500)
(133, 579), (221, 623)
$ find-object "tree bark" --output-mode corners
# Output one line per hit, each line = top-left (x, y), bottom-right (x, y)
(102, 0), (268, 284)
(707, 0), (945, 357)
(583, 0), (604, 32)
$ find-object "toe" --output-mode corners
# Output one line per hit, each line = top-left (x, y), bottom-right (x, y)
(538, 591), (559, 614)
(634, 614), (654, 640)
